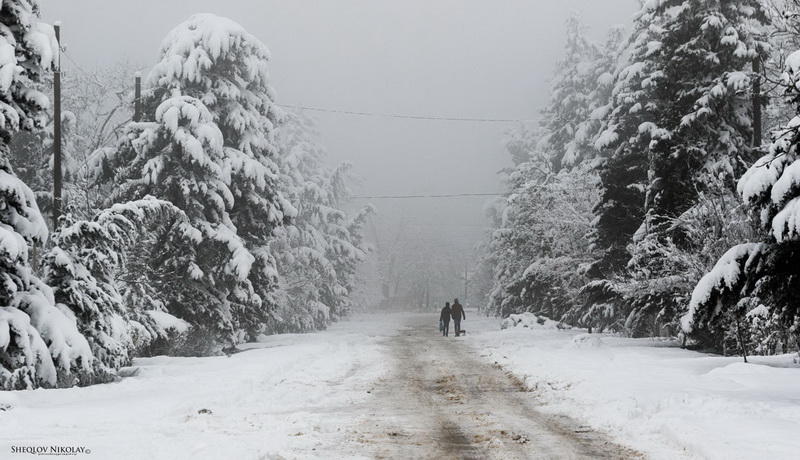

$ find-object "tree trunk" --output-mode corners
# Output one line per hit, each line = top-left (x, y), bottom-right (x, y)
(752, 58), (762, 148)
(735, 317), (749, 363)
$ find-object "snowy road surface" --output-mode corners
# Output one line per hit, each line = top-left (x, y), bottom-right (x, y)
(345, 313), (638, 459)
(0, 312), (639, 459)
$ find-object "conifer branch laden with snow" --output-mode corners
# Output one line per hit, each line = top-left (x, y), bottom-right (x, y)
(43, 197), (199, 379)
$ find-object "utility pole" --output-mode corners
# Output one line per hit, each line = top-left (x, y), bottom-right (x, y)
(133, 72), (142, 122)
(52, 22), (62, 230)
(463, 262), (468, 307)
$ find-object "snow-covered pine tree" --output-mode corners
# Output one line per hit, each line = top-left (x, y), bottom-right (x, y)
(270, 114), (336, 331)
(631, 0), (770, 336)
(537, 15), (598, 172)
(683, 50), (800, 353)
(586, 0), (770, 336)
(92, 94), (259, 352)
(484, 151), (540, 318)
(324, 163), (372, 318)
(270, 113), (369, 332)
(589, 4), (667, 279)
(570, 24), (640, 290)
(484, 19), (614, 322)
(520, 20), (628, 329)
(0, 0), (94, 389)
(145, 14), (293, 339)
(485, 143), (598, 320)
(636, 0), (769, 233)
(538, 16), (623, 172)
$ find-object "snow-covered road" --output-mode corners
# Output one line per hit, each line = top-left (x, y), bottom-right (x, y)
(5, 311), (794, 459)
(342, 313), (637, 459)
(0, 312), (637, 459)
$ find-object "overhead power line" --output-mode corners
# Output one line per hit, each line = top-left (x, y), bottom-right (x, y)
(280, 104), (536, 123)
(350, 192), (504, 199)
(350, 185), (599, 199)
(56, 57), (532, 124)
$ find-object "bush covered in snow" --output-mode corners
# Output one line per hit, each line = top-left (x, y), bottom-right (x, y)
(43, 197), (208, 379)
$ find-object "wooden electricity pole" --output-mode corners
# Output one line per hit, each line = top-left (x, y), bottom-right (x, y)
(463, 262), (468, 307)
(52, 22), (62, 230)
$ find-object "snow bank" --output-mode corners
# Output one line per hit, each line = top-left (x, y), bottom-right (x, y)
(0, 314), (392, 459)
(471, 317), (800, 460)
(500, 312), (568, 330)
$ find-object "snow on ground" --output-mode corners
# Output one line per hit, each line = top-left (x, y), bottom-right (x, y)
(0, 314), (394, 460)
(2, 310), (797, 460)
(467, 312), (800, 460)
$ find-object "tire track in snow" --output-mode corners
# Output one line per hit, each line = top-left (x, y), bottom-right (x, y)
(342, 313), (643, 459)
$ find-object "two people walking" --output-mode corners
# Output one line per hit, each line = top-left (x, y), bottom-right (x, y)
(439, 299), (465, 337)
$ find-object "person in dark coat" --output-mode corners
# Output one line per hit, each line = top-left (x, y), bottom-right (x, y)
(451, 299), (465, 336)
(440, 302), (452, 336)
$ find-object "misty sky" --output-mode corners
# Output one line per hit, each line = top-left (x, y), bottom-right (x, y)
(43, 0), (638, 258)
